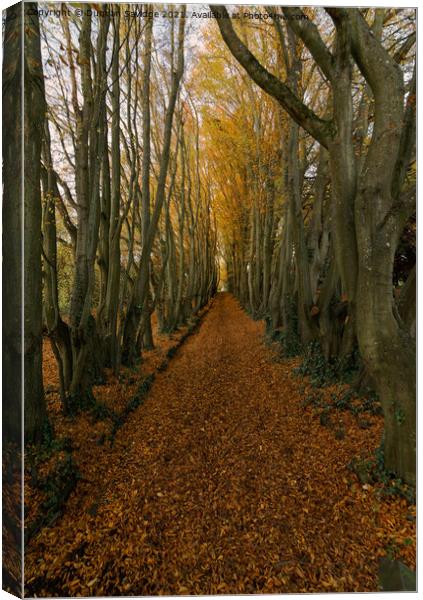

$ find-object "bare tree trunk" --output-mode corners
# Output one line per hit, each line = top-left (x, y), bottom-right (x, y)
(326, 12), (358, 359)
(307, 147), (330, 302)
(122, 11), (186, 364)
(3, 4), (24, 443)
(23, 3), (47, 442)
(141, 9), (155, 349)
(260, 168), (275, 315)
(397, 264), (415, 338)
(66, 12), (109, 409)
(103, 13), (122, 370)
(41, 123), (73, 406)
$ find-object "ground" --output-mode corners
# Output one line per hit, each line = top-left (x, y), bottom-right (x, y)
(24, 293), (415, 596)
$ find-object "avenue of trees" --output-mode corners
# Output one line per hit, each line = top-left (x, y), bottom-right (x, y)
(3, 4), (415, 487)
(208, 5), (416, 484)
(4, 3), (218, 443)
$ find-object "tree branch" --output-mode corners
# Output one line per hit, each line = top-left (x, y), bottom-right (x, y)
(283, 7), (335, 82)
(391, 63), (416, 203)
(210, 5), (334, 148)
(393, 31), (416, 64)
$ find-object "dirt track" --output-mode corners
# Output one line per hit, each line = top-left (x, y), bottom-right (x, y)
(25, 293), (413, 595)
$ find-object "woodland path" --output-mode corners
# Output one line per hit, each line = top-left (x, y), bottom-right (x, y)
(26, 293), (402, 595)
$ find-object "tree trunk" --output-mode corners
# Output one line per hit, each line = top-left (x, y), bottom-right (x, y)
(141, 9), (155, 349)
(3, 4), (24, 443)
(24, 2), (47, 442)
(103, 13), (122, 370)
(350, 8), (415, 483)
(122, 11), (185, 364)
(41, 125), (73, 407)
(66, 12), (108, 409)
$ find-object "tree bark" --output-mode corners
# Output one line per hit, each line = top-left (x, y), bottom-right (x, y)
(3, 4), (24, 443)
(41, 124), (73, 407)
(23, 2), (48, 442)
(66, 11), (109, 409)
(213, 4), (416, 483)
(122, 11), (186, 364)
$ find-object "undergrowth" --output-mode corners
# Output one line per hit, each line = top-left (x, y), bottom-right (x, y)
(293, 340), (360, 387)
(273, 335), (407, 503)
(274, 329), (302, 358)
(26, 420), (72, 467)
(348, 445), (415, 504)
(301, 386), (382, 418)
(25, 426), (79, 543)
(264, 308), (301, 358)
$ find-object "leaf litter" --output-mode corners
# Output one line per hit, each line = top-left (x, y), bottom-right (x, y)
(24, 293), (415, 596)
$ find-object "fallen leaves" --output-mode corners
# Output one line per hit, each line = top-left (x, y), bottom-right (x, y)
(24, 294), (415, 596)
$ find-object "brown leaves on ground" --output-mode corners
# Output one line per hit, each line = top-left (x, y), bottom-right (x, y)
(3, 442), (22, 596)
(25, 293), (415, 596)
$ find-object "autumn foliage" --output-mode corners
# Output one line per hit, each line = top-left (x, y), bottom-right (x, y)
(1, 2), (415, 596)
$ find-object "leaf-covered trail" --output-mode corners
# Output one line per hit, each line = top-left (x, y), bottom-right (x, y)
(26, 293), (413, 595)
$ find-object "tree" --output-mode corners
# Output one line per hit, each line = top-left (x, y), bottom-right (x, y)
(122, 9), (186, 365)
(64, 10), (110, 409)
(41, 122), (73, 406)
(97, 12), (123, 371)
(211, 5), (416, 483)
(23, 3), (48, 442)
(3, 3), (24, 443)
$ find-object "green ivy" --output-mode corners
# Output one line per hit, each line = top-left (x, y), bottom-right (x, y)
(25, 451), (79, 543)
(293, 341), (361, 388)
(348, 444), (415, 504)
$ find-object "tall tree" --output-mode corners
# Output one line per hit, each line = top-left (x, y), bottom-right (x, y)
(23, 3), (48, 442)
(41, 122), (73, 405)
(122, 9), (186, 365)
(63, 10), (110, 410)
(211, 5), (416, 483)
(3, 4), (24, 444)
(98, 12), (122, 370)
(140, 7), (155, 349)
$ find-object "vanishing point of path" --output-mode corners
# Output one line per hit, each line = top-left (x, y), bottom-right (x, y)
(27, 293), (392, 595)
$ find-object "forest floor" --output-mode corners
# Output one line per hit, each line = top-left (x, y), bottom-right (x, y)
(24, 293), (415, 596)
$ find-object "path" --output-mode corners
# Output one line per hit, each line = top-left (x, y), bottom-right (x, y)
(26, 293), (402, 595)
